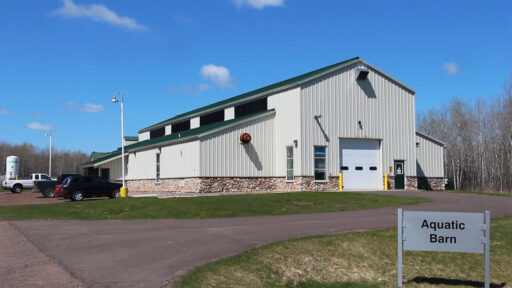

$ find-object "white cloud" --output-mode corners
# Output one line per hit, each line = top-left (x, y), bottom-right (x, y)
(0, 109), (11, 116)
(200, 64), (233, 89)
(27, 122), (53, 131)
(65, 102), (105, 113)
(82, 103), (105, 112)
(442, 61), (459, 75)
(53, 0), (148, 31)
(168, 64), (234, 95)
(234, 0), (285, 9)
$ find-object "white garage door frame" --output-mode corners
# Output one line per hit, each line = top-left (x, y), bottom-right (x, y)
(339, 138), (382, 190)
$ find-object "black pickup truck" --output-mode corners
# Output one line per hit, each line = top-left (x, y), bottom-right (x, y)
(33, 174), (80, 198)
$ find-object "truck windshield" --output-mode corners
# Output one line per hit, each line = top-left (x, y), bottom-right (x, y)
(42, 175), (51, 180)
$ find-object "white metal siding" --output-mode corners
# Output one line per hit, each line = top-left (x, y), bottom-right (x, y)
(97, 157), (126, 181)
(268, 87), (302, 177)
(200, 114), (275, 177)
(224, 107), (235, 120)
(165, 125), (172, 135)
(139, 131), (150, 141)
(126, 141), (200, 180)
(160, 141), (200, 178)
(300, 63), (417, 178)
(416, 134), (445, 177)
(126, 148), (159, 180)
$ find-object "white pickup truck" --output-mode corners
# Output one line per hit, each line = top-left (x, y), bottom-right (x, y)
(2, 173), (52, 193)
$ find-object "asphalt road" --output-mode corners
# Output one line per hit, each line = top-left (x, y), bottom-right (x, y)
(7, 191), (512, 288)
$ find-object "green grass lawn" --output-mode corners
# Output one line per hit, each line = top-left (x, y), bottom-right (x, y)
(175, 217), (512, 288)
(0, 192), (428, 220)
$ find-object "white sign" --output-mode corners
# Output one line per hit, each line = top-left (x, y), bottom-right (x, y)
(397, 209), (491, 288)
(403, 211), (484, 253)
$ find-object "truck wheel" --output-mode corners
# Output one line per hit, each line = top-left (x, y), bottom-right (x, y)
(12, 185), (22, 194)
(71, 191), (83, 201)
(43, 188), (55, 198)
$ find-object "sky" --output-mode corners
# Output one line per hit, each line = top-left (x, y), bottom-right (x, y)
(0, 0), (511, 154)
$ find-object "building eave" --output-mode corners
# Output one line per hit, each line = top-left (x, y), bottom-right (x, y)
(416, 131), (446, 146)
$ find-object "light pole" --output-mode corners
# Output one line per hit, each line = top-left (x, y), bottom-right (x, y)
(112, 92), (127, 197)
(44, 132), (52, 177)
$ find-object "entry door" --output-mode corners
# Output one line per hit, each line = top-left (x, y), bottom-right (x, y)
(394, 160), (405, 189)
(340, 139), (381, 190)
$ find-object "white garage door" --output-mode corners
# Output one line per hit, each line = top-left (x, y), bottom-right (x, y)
(340, 139), (381, 190)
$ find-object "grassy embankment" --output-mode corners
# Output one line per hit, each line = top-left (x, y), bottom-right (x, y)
(0, 192), (427, 220)
(175, 217), (512, 288)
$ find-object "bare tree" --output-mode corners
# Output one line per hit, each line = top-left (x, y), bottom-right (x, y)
(0, 142), (89, 178)
(417, 76), (512, 194)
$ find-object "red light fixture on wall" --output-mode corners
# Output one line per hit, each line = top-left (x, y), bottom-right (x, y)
(240, 133), (251, 144)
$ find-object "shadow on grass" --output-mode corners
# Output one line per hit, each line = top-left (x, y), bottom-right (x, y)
(408, 276), (506, 288)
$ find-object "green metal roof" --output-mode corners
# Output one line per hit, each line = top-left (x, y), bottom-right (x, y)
(83, 149), (122, 167)
(90, 151), (110, 161)
(82, 109), (275, 167)
(139, 57), (360, 133)
(124, 136), (139, 141)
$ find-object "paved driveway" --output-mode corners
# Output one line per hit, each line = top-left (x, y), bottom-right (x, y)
(0, 191), (68, 206)
(6, 191), (512, 288)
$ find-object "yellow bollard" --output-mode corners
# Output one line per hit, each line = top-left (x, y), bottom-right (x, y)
(384, 173), (388, 190)
(339, 173), (343, 191)
(120, 187), (128, 198)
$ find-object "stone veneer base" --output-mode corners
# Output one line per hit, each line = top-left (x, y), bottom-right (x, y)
(127, 176), (444, 194)
(127, 177), (339, 194)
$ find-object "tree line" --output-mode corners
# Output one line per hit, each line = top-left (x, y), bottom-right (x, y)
(417, 77), (512, 193)
(0, 142), (89, 178)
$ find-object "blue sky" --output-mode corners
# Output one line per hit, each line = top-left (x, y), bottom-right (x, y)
(1, 0), (510, 154)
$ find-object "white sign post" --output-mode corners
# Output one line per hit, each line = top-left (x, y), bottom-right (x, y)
(397, 209), (490, 287)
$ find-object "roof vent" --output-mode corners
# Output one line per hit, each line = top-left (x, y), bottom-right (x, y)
(356, 68), (369, 80)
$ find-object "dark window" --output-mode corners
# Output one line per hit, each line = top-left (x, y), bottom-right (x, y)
(150, 127), (165, 139)
(171, 120), (190, 133)
(235, 97), (267, 118)
(100, 168), (110, 180)
(314, 146), (327, 181)
(156, 154), (160, 182)
(286, 146), (293, 181)
(200, 110), (225, 126)
(369, 166), (377, 171)
(341, 166), (349, 170)
(355, 166), (363, 171)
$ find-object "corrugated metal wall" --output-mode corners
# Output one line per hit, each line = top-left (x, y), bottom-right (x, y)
(125, 141), (200, 180)
(268, 87), (302, 177)
(200, 113), (275, 177)
(300, 63), (417, 177)
(160, 141), (200, 178)
(97, 157), (126, 181)
(416, 134), (445, 177)
(126, 148), (159, 180)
